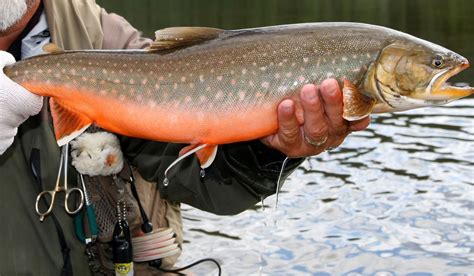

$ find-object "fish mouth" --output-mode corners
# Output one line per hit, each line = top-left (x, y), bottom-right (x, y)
(425, 61), (473, 102)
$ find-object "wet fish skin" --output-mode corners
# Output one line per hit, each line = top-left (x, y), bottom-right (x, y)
(4, 22), (472, 149)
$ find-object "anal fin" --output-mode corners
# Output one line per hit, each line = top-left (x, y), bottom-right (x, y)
(49, 98), (92, 146)
(342, 79), (376, 121)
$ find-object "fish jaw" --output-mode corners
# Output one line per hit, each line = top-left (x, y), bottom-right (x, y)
(429, 61), (473, 100)
(411, 60), (473, 104)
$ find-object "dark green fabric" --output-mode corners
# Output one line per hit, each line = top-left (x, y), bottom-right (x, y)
(121, 138), (304, 215)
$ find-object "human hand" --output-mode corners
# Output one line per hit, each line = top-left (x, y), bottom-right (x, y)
(260, 79), (370, 158)
(0, 51), (43, 154)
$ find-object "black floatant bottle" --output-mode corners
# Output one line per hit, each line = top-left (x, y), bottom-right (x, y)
(112, 219), (134, 275)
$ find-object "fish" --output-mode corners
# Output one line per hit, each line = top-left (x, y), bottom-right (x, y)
(3, 22), (473, 168)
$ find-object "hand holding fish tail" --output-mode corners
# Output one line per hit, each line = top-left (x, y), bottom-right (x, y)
(260, 80), (370, 158)
(0, 51), (43, 155)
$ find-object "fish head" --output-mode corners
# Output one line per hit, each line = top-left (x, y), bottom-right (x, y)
(370, 40), (472, 113)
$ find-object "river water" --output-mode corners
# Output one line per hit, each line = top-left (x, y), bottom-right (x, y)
(95, 1), (474, 274)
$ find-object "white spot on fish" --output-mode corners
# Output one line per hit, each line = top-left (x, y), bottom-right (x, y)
(366, 53), (371, 58)
(242, 69), (247, 75)
(291, 62), (296, 67)
(260, 66), (266, 71)
(181, 76), (186, 82)
(249, 80), (255, 87)
(275, 73), (280, 79)
(148, 100), (157, 108)
(326, 72), (334, 78)
(185, 96), (192, 103)
(352, 68), (360, 73)
(336, 68), (342, 72)
(199, 75), (205, 82)
(303, 57), (309, 63)
(189, 83), (194, 88)
(47, 69), (52, 74)
(70, 69), (76, 75)
(278, 62), (283, 66)
(217, 76), (223, 81)
(238, 90), (246, 101)
(216, 90), (223, 99)
(261, 81), (270, 89)
(299, 76), (305, 82)
(252, 62), (257, 66)
(168, 73), (172, 77)
(37, 69), (43, 74)
(81, 77), (87, 82)
(352, 54), (358, 59)
(142, 79), (148, 85)
(206, 87), (211, 92)
(342, 57), (348, 62)
(277, 86), (287, 93)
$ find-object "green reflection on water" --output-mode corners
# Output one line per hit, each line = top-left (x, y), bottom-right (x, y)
(96, 0), (474, 82)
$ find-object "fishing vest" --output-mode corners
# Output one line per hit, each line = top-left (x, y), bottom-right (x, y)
(42, 0), (183, 271)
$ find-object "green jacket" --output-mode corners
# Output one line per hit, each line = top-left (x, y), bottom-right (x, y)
(0, 0), (302, 274)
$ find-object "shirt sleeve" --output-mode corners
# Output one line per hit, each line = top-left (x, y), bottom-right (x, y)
(99, 8), (305, 215)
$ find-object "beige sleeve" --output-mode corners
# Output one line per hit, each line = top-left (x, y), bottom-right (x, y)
(100, 8), (153, 50)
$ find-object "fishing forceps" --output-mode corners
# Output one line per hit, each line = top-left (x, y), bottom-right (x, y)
(35, 143), (84, 222)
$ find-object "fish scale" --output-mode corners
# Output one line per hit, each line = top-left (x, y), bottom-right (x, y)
(4, 22), (472, 167)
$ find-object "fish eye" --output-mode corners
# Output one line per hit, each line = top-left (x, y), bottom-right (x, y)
(432, 55), (445, 68)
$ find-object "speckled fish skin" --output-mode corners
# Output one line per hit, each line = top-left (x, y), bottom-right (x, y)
(3, 22), (468, 145)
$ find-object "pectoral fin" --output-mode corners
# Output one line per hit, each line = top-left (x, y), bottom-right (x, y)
(147, 27), (225, 52)
(179, 144), (218, 168)
(49, 98), (92, 146)
(342, 79), (376, 121)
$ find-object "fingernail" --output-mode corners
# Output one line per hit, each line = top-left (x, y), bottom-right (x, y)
(281, 99), (293, 111)
(302, 88), (317, 100)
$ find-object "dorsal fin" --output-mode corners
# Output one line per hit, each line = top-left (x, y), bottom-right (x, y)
(43, 43), (64, 54)
(147, 27), (224, 52)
